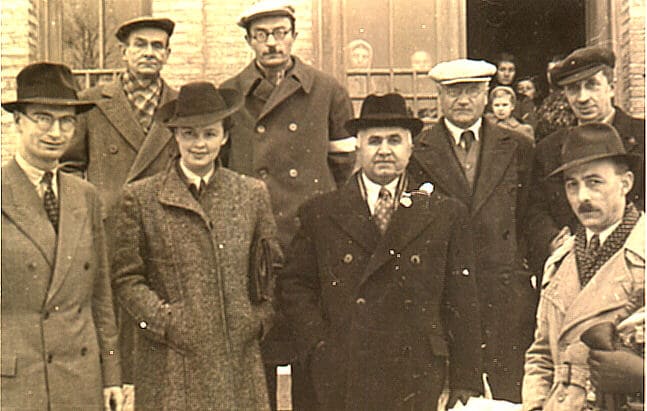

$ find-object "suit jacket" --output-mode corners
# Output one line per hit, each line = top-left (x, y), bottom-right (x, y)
(279, 176), (482, 410)
(62, 78), (179, 215)
(526, 107), (645, 275)
(522, 215), (645, 411)
(1, 159), (120, 410)
(409, 119), (536, 402)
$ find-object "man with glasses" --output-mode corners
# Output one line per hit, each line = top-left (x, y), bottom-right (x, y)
(2, 62), (123, 410)
(408, 59), (536, 404)
(221, 1), (354, 409)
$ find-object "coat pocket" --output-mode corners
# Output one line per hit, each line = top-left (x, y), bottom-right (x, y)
(1, 354), (17, 377)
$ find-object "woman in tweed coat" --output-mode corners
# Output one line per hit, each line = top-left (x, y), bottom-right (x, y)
(109, 82), (281, 410)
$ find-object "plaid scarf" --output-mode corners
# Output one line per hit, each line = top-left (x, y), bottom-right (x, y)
(575, 203), (640, 288)
(122, 71), (162, 133)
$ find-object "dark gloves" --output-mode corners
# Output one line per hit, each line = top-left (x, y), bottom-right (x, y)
(447, 388), (480, 408)
(588, 349), (644, 393)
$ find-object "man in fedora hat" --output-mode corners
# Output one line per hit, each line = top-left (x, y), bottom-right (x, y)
(109, 82), (282, 410)
(222, 2), (355, 407)
(61, 15), (178, 401)
(1, 62), (123, 410)
(408, 58), (536, 403)
(527, 46), (645, 278)
(280, 93), (482, 410)
(523, 122), (644, 411)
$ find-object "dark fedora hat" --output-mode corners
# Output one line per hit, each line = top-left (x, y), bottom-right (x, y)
(156, 82), (243, 128)
(548, 122), (641, 177)
(345, 93), (423, 136)
(115, 16), (175, 43)
(1, 62), (95, 114)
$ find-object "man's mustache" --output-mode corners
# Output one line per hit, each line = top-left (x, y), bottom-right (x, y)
(264, 46), (281, 55)
(578, 202), (598, 214)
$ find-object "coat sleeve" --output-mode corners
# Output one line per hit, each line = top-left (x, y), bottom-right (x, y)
(89, 188), (122, 387)
(522, 294), (554, 411)
(443, 204), (483, 393)
(109, 186), (185, 351)
(327, 80), (356, 187)
(278, 205), (327, 358)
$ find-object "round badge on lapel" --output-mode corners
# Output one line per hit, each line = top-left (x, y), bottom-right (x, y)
(400, 196), (412, 208)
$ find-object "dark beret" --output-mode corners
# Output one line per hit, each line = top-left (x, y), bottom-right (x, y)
(549, 46), (615, 87)
(115, 17), (175, 43)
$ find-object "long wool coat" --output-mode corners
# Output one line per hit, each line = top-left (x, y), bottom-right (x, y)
(409, 119), (537, 402)
(2, 160), (121, 410)
(280, 176), (483, 410)
(522, 216), (644, 411)
(109, 164), (279, 410)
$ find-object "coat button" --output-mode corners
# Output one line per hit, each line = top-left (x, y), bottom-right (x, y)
(109, 144), (119, 154)
(288, 122), (298, 132)
(465, 163), (472, 170)
(288, 168), (298, 178)
(28, 262), (37, 270)
(462, 268), (470, 276)
(139, 321), (148, 329)
(343, 253), (353, 264)
(356, 297), (366, 305)
(410, 255), (421, 265)
(81, 347), (88, 356)
(256, 125), (266, 134)
(557, 392), (565, 402)
(84, 262), (90, 270)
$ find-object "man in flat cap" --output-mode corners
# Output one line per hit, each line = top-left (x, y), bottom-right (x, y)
(280, 93), (482, 411)
(221, 1), (355, 408)
(408, 59), (537, 403)
(61, 15), (178, 405)
(527, 46), (645, 278)
(523, 123), (644, 411)
(2, 62), (123, 410)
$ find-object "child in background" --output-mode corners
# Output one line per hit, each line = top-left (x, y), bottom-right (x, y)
(486, 86), (535, 143)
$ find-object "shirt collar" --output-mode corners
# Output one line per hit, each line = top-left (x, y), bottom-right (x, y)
(361, 171), (400, 214)
(586, 218), (622, 246)
(444, 117), (482, 146)
(179, 160), (215, 188)
(15, 152), (59, 196)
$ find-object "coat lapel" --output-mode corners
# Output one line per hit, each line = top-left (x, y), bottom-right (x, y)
(97, 80), (146, 151)
(156, 163), (210, 225)
(258, 76), (303, 121)
(45, 173), (88, 305)
(126, 83), (178, 183)
(1, 160), (57, 267)
(471, 123), (517, 215)
(413, 124), (471, 205)
(328, 177), (381, 254)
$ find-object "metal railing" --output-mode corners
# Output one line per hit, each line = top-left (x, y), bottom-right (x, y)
(72, 68), (124, 90)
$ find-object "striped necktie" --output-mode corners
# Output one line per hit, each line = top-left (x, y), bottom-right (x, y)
(42, 171), (59, 232)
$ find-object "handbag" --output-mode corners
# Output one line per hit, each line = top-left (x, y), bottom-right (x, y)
(249, 237), (275, 304)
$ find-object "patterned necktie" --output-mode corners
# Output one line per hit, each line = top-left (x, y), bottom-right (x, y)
(461, 130), (475, 152)
(588, 234), (600, 255)
(42, 171), (59, 232)
(374, 187), (394, 234)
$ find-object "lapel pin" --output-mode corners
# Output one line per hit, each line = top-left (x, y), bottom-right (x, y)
(419, 182), (434, 195)
(399, 196), (413, 208)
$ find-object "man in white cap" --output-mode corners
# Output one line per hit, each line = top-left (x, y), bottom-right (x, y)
(408, 59), (536, 404)
(222, 1), (355, 409)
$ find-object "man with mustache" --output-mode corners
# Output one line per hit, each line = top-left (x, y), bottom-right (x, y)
(61, 16), (178, 408)
(522, 123), (644, 411)
(221, 1), (354, 409)
(526, 46), (645, 278)
(408, 59), (536, 404)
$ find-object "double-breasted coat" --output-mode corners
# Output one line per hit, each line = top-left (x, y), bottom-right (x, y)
(526, 107), (645, 275)
(279, 176), (483, 410)
(409, 119), (537, 402)
(522, 215), (645, 411)
(109, 163), (280, 410)
(1, 160), (121, 410)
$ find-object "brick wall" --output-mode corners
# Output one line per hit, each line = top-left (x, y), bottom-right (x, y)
(2, 0), (39, 163)
(152, 0), (315, 89)
(615, 0), (645, 118)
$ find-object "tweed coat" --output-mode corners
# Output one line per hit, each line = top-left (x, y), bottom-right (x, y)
(279, 176), (483, 410)
(409, 119), (537, 402)
(62, 78), (179, 214)
(109, 163), (280, 410)
(526, 107), (645, 275)
(1, 159), (121, 410)
(522, 215), (645, 411)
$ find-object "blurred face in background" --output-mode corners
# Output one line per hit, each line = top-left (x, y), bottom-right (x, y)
(496, 61), (516, 85)
(491, 96), (514, 121)
(517, 79), (537, 99)
(350, 46), (371, 69)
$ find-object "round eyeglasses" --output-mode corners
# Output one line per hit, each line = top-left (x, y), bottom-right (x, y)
(21, 112), (77, 132)
(251, 28), (292, 43)
(442, 84), (486, 99)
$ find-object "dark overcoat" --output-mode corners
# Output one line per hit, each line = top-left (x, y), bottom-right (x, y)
(279, 176), (482, 410)
(1, 160), (121, 410)
(526, 107), (645, 274)
(409, 119), (537, 402)
(109, 164), (279, 410)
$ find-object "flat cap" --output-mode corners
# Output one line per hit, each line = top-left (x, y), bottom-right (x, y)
(549, 46), (615, 87)
(428, 59), (497, 85)
(115, 16), (175, 42)
(237, 0), (296, 28)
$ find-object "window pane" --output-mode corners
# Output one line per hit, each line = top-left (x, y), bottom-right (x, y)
(393, 0), (437, 69)
(344, 0), (390, 69)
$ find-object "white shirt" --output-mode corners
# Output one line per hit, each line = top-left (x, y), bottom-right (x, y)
(15, 153), (58, 199)
(179, 160), (214, 190)
(444, 117), (482, 149)
(586, 219), (622, 248)
(361, 172), (399, 215)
